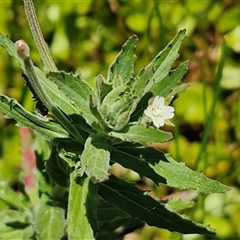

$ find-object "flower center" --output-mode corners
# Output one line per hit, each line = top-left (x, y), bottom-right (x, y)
(152, 107), (162, 117)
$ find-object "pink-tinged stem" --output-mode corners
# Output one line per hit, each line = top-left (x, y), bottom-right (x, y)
(20, 126), (37, 190)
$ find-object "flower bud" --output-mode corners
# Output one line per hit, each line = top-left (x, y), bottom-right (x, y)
(15, 39), (30, 60)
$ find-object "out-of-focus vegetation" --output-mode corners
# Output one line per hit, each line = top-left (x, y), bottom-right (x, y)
(0, 1), (240, 239)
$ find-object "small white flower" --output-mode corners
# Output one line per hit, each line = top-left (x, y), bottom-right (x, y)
(144, 96), (174, 128)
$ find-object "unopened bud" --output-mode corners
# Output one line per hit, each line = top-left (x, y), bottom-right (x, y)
(15, 39), (30, 60)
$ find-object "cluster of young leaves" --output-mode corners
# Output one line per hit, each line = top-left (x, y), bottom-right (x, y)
(0, 24), (229, 239)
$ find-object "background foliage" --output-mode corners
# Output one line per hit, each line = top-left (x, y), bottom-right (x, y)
(0, 0), (240, 239)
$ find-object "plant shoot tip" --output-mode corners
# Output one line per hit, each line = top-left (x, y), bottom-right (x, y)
(15, 39), (30, 59)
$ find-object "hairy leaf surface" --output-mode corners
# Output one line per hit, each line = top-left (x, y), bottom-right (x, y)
(81, 134), (111, 182)
(109, 124), (172, 143)
(150, 154), (230, 194)
(99, 175), (215, 235)
(48, 72), (102, 131)
(67, 174), (98, 240)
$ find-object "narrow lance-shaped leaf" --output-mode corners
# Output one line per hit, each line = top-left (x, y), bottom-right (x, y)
(150, 154), (230, 194)
(0, 94), (70, 141)
(98, 175), (215, 235)
(134, 29), (186, 98)
(106, 35), (137, 86)
(104, 30), (187, 124)
(111, 147), (166, 185)
(95, 36), (138, 131)
(95, 74), (112, 103)
(97, 199), (144, 240)
(112, 142), (229, 194)
(67, 173), (98, 240)
(109, 124), (172, 143)
(0, 94), (84, 153)
(151, 61), (188, 97)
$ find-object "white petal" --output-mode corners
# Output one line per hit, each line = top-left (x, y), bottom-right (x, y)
(144, 107), (153, 118)
(162, 106), (174, 113)
(153, 96), (164, 107)
(161, 106), (174, 119)
(163, 112), (174, 119)
(152, 116), (164, 127)
(144, 96), (175, 128)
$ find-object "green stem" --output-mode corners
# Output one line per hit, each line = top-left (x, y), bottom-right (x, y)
(23, 0), (58, 72)
(15, 40), (84, 144)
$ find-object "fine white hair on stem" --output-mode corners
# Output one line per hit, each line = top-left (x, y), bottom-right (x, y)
(14, 39), (84, 144)
(22, 0), (57, 71)
(15, 39), (30, 60)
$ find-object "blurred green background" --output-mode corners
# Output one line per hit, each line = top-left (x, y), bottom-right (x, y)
(0, 0), (240, 239)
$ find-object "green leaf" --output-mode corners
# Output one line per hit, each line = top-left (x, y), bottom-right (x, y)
(111, 144), (166, 185)
(151, 61), (188, 97)
(99, 84), (134, 131)
(167, 82), (191, 99)
(22, 73), (48, 115)
(48, 71), (102, 130)
(134, 30), (186, 97)
(35, 194), (65, 240)
(0, 33), (24, 69)
(0, 94), (71, 141)
(166, 193), (196, 210)
(81, 133), (111, 183)
(23, 226), (36, 239)
(95, 35), (138, 128)
(38, 73), (79, 116)
(109, 124), (172, 143)
(0, 94), (84, 153)
(0, 228), (34, 240)
(0, 33), (78, 117)
(45, 148), (71, 187)
(94, 31), (186, 132)
(0, 209), (31, 230)
(0, 33), (91, 143)
(106, 35), (137, 86)
(2, 213), (27, 228)
(112, 143), (229, 194)
(67, 174), (98, 240)
(98, 175), (215, 235)
(95, 74), (112, 103)
(97, 199), (144, 240)
(150, 154), (230, 194)
(0, 182), (26, 209)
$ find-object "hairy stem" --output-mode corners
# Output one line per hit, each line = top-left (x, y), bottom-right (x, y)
(23, 0), (58, 72)
(15, 40), (84, 144)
